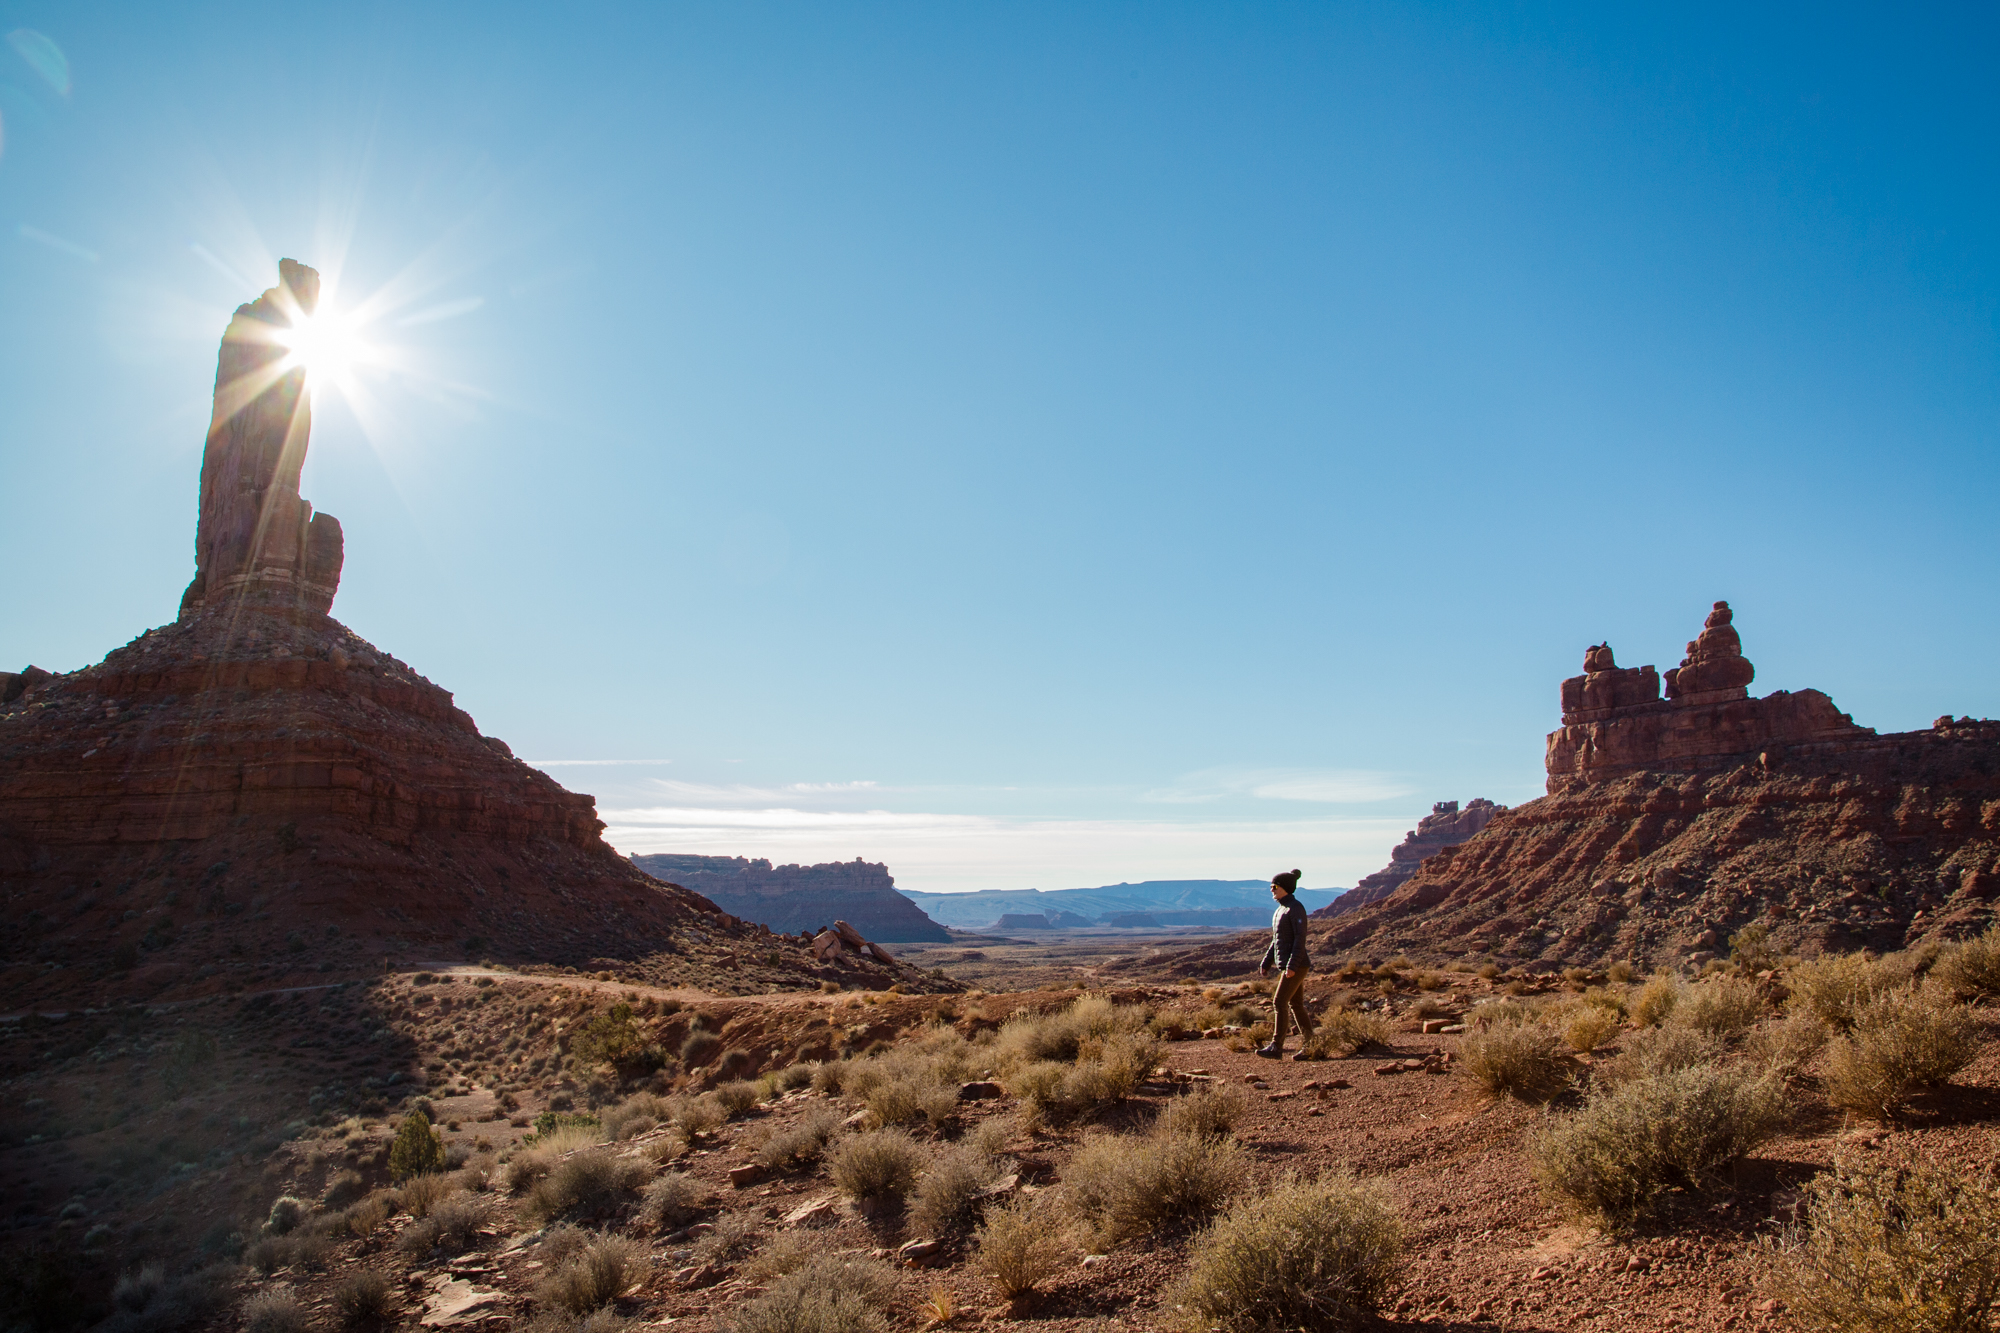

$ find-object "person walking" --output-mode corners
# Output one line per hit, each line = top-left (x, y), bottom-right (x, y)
(1257, 869), (1315, 1059)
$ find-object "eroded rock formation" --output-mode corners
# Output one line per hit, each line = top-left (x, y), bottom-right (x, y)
(181, 259), (345, 619)
(630, 855), (951, 942)
(1312, 798), (1505, 918)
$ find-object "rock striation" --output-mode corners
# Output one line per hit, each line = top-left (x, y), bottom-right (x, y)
(1312, 799), (1505, 918)
(0, 261), (949, 1010)
(630, 854), (951, 942)
(1114, 601), (2000, 979)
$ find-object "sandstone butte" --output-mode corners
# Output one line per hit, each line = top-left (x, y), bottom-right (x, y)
(629, 854), (952, 943)
(1313, 797), (1506, 918)
(0, 260), (943, 1011)
(1122, 600), (2000, 980)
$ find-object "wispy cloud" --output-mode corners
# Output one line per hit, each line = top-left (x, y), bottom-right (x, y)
(20, 224), (97, 263)
(636, 779), (881, 803)
(527, 758), (675, 768)
(1140, 766), (1414, 805)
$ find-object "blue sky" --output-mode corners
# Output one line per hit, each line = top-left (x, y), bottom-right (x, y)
(2, 3), (1995, 892)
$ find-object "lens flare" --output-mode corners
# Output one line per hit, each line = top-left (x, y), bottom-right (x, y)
(274, 307), (377, 397)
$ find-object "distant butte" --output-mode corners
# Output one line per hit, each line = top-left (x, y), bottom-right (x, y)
(0, 260), (948, 1008)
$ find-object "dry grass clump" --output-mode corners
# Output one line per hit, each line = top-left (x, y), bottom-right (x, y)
(1764, 1152), (2000, 1333)
(993, 994), (1150, 1066)
(730, 1253), (896, 1333)
(1821, 987), (1980, 1122)
(757, 1107), (845, 1171)
(397, 1193), (489, 1257)
(534, 1234), (648, 1315)
(1008, 1030), (1162, 1126)
(1558, 1004), (1622, 1054)
(263, 1195), (309, 1235)
(104, 1265), (222, 1333)
(1788, 952), (1901, 1029)
(1630, 972), (1683, 1027)
(1742, 1012), (1830, 1080)
(1458, 1021), (1569, 1102)
(522, 1148), (655, 1223)
(829, 1128), (925, 1209)
(1529, 1065), (1787, 1227)
(692, 1212), (764, 1267)
(242, 1290), (308, 1333)
(1063, 1128), (1245, 1244)
(1155, 1084), (1248, 1141)
(333, 1271), (393, 1328)
(974, 1195), (1070, 1302)
(909, 1142), (1011, 1236)
(1188, 1002), (1259, 1032)
(639, 1171), (706, 1229)
(1594, 1024), (1724, 1087)
(600, 1092), (674, 1140)
(1298, 1009), (1390, 1059)
(839, 1031), (980, 1129)
(1932, 926), (2000, 1002)
(1170, 1172), (1403, 1333)
(713, 1080), (764, 1117)
(1672, 975), (1766, 1039)
(401, 1172), (460, 1219)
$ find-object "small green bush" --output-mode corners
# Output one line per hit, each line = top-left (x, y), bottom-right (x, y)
(1171, 1172), (1403, 1333)
(1765, 1152), (2000, 1333)
(1529, 1065), (1787, 1227)
(1458, 1021), (1568, 1102)
(388, 1111), (446, 1181)
(263, 1196), (308, 1236)
(730, 1253), (895, 1333)
(829, 1128), (924, 1208)
(534, 1234), (648, 1315)
(974, 1195), (1069, 1301)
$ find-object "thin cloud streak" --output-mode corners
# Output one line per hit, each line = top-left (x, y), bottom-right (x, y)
(1140, 766), (1415, 805)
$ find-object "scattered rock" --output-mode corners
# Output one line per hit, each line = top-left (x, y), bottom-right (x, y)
(421, 1280), (508, 1327)
(727, 1164), (766, 1188)
(898, 1238), (945, 1266)
(783, 1195), (840, 1226)
(958, 1081), (1004, 1100)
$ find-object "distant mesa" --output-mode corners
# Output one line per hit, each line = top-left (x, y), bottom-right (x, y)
(994, 912), (1056, 931)
(630, 854), (951, 943)
(0, 260), (899, 1008)
(903, 879), (1343, 930)
(1312, 799), (1504, 919)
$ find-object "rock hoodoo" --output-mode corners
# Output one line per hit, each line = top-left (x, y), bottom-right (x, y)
(0, 261), (946, 1008)
(180, 259), (345, 619)
(1312, 799), (1505, 918)
(1121, 600), (2000, 978)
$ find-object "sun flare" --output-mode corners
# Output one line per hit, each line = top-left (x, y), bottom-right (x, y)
(274, 308), (377, 395)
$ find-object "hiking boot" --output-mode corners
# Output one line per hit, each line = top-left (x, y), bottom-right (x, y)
(1254, 1045), (1283, 1059)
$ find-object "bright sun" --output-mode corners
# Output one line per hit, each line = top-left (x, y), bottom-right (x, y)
(275, 309), (376, 394)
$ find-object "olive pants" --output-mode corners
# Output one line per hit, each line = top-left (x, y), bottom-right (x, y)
(1271, 969), (1315, 1045)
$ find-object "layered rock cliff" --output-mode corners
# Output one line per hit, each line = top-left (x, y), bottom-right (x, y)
(1113, 602), (2000, 979)
(1312, 799), (1505, 918)
(0, 261), (949, 1008)
(629, 855), (951, 942)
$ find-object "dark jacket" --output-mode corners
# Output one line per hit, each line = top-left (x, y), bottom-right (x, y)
(1261, 894), (1310, 973)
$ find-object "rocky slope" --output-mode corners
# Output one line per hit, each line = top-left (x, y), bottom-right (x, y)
(1117, 603), (2000, 979)
(630, 855), (950, 943)
(1313, 799), (1505, 918)
(0, 261), (948, 1011)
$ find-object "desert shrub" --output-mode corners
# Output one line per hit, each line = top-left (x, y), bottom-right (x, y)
(523, 1147), (655, 1222)
(713, 1081), (763, 1117)
(693, 1211), (764, 1266)
(730, 1253), (895, 1333)
(1559, 1005), (1622, 1054)
(974, 1195), (1069, 1301)
(601, 1092), (673, 1141)
(992, 994), (1148, 1067)
(1006, 1033), (1159, 1125)
(1672, 975), (1765, 1039)
(742, 1232), (821, 1283)
(1476, 962), (1502, 980)
(810, 1059), (852, 1095)
(1594, 1024), (1725, 1087)
(536, 1233), (648, 1314)
(1743, 1012), (1831, 1080)
(1171, 1172), (1403, 1333)
(526, 1116), (605, 1150)
(1529, 1065), (1787, 1227)
(1458, 1021), (1568, 1102)
(263, 1195), (309, 1236)
(1063, 1129), (1244, 1243)
(288, 1229), (333, 1270)
(389, 1110), (446, 1181)
(244, 1236), (291, 1275)
(859, 1071), (958, 1129)
(1297, 1009), (1391, 1059)
(1080, 1030), (1164, 1097)
(758, 1108), (844, 1171)
(1822, 987), (1980, 1121)
(1765, 1152), (2000, 1333)
(101, 1262), (222, 1333)
(570, 1003), (656, 1076)
(829, 1128), (924, 1208)
(1730, 920), (1780, 973)
(909, 1142), (1008, 1236)
(666, 1093), (725, 1139)
(1932, 926), (2000, 1002)
(1466, 997), (1546, 1029)
(1788, 952), (1899, 1029)
(681, 1031), (723, 1068)
(1630, 973), (1683, 1027)
(639, 1171), (706, 1229)
(1155, 1083), (1248, 1141)
(1607, 961), (1635, 984)
(401, 1172), (460, 1219)
(242, 1290), (308, 1333)
(334, 1271), (394, 1328)
(341, 1192), (395, 1239)
(772, 1062), (818, 1091)
(1190, 1003), (1259, 1032)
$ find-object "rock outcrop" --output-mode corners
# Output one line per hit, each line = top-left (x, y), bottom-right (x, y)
(1313, 799), (1505, 918)
(1113, 601), (2000, 979)
(629, 854), (951, 942)
(0, 261), (953, 1009)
